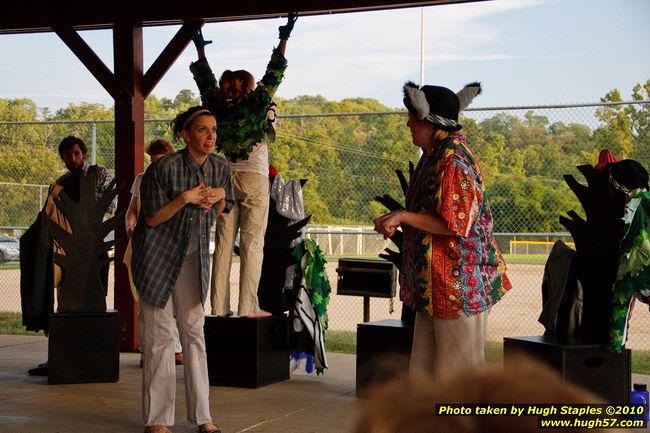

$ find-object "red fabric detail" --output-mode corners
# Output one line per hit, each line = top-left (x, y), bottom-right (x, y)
(438, 156), (480, 237)
(268, 163), (279, 177)
(594, 149), (619, 171)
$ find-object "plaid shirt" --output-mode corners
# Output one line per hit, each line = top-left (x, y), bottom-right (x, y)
(56, 161), (117, 215)
(131, 148), (233, 308)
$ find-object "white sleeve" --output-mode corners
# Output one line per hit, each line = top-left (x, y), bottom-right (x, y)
(130, 173), (144, 196)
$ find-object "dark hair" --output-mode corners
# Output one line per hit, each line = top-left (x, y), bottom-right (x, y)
(170, 106), (216, 141)
(146, 139), (174, 157)
(58, 135), (88, 158)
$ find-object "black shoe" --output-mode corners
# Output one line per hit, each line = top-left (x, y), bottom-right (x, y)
(28, 362), (48, 376)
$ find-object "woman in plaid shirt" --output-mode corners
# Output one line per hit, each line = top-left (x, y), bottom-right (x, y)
(132, 106), (233, 433)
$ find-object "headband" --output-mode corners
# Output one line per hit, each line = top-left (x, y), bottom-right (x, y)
(181, 108), (213, 131)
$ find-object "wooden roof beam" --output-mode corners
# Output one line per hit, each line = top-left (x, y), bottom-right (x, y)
(0, 0), (488, 34)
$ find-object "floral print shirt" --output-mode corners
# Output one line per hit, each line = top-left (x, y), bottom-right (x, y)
(400, 133), (511, 318)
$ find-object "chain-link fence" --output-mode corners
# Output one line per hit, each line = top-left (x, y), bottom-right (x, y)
(1, 101), (648, 350)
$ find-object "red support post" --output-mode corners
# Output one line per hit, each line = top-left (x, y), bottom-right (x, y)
(55, 19), (201, 352)
(113, 20), (145, 352)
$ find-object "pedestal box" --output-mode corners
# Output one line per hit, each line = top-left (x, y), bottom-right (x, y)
(48, 309), (120, 384)
(504, 335), (631, 403)
(356, 319), (414, 397)
(336, 259), (396, 298)
(204, 315), (289, 388)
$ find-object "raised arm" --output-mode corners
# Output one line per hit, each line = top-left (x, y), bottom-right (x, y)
(192, 28), (212, 61)
(276, 11), (298, 57)
(189, 29), (219, 103)
(250, 12), (297, 103)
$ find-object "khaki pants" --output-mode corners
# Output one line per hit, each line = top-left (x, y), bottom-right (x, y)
(409, 309), (488, 384)
(140, 251), (212, 427)
(211, 171), (269, 316)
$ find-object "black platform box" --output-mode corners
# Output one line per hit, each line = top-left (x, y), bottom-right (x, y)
(356, 319), (414, 397)
(48, 309), (120, 385)
(336, 258), (396, 298)
(204, 315), (289, 388)
(504, 335), (631, 403)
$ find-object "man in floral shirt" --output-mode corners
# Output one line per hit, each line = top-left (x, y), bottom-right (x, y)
(374, 82), (511, 384)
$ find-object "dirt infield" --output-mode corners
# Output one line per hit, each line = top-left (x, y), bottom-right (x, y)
(2, 263), (648, 349)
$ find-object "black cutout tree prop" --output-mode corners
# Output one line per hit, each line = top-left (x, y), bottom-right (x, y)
(374, 161), (416, 322)
(559, 164), (626, 342)
(256, 179), (311, 315)
(374, 161), (414, 268)
(49, 170), (124, 312)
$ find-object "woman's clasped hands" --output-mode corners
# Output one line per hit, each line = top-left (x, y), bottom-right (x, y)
(185, 181), (225, 212)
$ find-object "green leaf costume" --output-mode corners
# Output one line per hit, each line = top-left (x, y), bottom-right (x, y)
(293, 238), (332, 333)
(190, 49), (287, 162)
(609, 190), (650, 352)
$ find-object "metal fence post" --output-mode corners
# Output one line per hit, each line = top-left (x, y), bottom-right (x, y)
(91, 122), (97, 165)
(357, 226), (363, 255)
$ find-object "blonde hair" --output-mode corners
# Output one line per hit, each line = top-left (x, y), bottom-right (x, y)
(432, 127), (451, 144)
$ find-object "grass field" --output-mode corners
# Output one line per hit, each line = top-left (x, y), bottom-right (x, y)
(0, 262), (20, 270)
(0, 254), (545, 274)
(325, 329), (650, 374)
(322, 254), (549, 266)
(0, 312), (44, 335)
(501, 254), (549, 265)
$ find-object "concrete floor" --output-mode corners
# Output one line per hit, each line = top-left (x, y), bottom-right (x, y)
(0, 335), (361, 433)
(2, 335), (649, 433)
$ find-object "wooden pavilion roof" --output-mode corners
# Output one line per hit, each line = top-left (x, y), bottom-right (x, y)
(0, 0), (487, 34)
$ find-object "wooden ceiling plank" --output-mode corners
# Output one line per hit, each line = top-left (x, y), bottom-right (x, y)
(0, 1), (486, 34)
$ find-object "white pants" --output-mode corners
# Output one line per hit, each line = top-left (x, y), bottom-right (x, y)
(140, 251), (212, 427)
(211, 171), (269, 316)
(409, 310), (488, 384)
(138, 303), (182, 354)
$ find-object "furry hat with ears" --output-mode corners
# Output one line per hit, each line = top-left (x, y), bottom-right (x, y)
(403, 81), (481, 131)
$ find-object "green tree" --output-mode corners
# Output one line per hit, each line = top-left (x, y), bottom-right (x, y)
(627, 79), (650, 166)
(1, 83), (647, 233)
(173, 89), (200, 110)
(0, 98), (62, 226)
(271, 96), (416, 224)
(595, 88), (634, 158)
(479, 113), (518, 146)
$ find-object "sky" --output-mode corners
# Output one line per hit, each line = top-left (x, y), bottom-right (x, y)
(0, 0), (648, 113)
